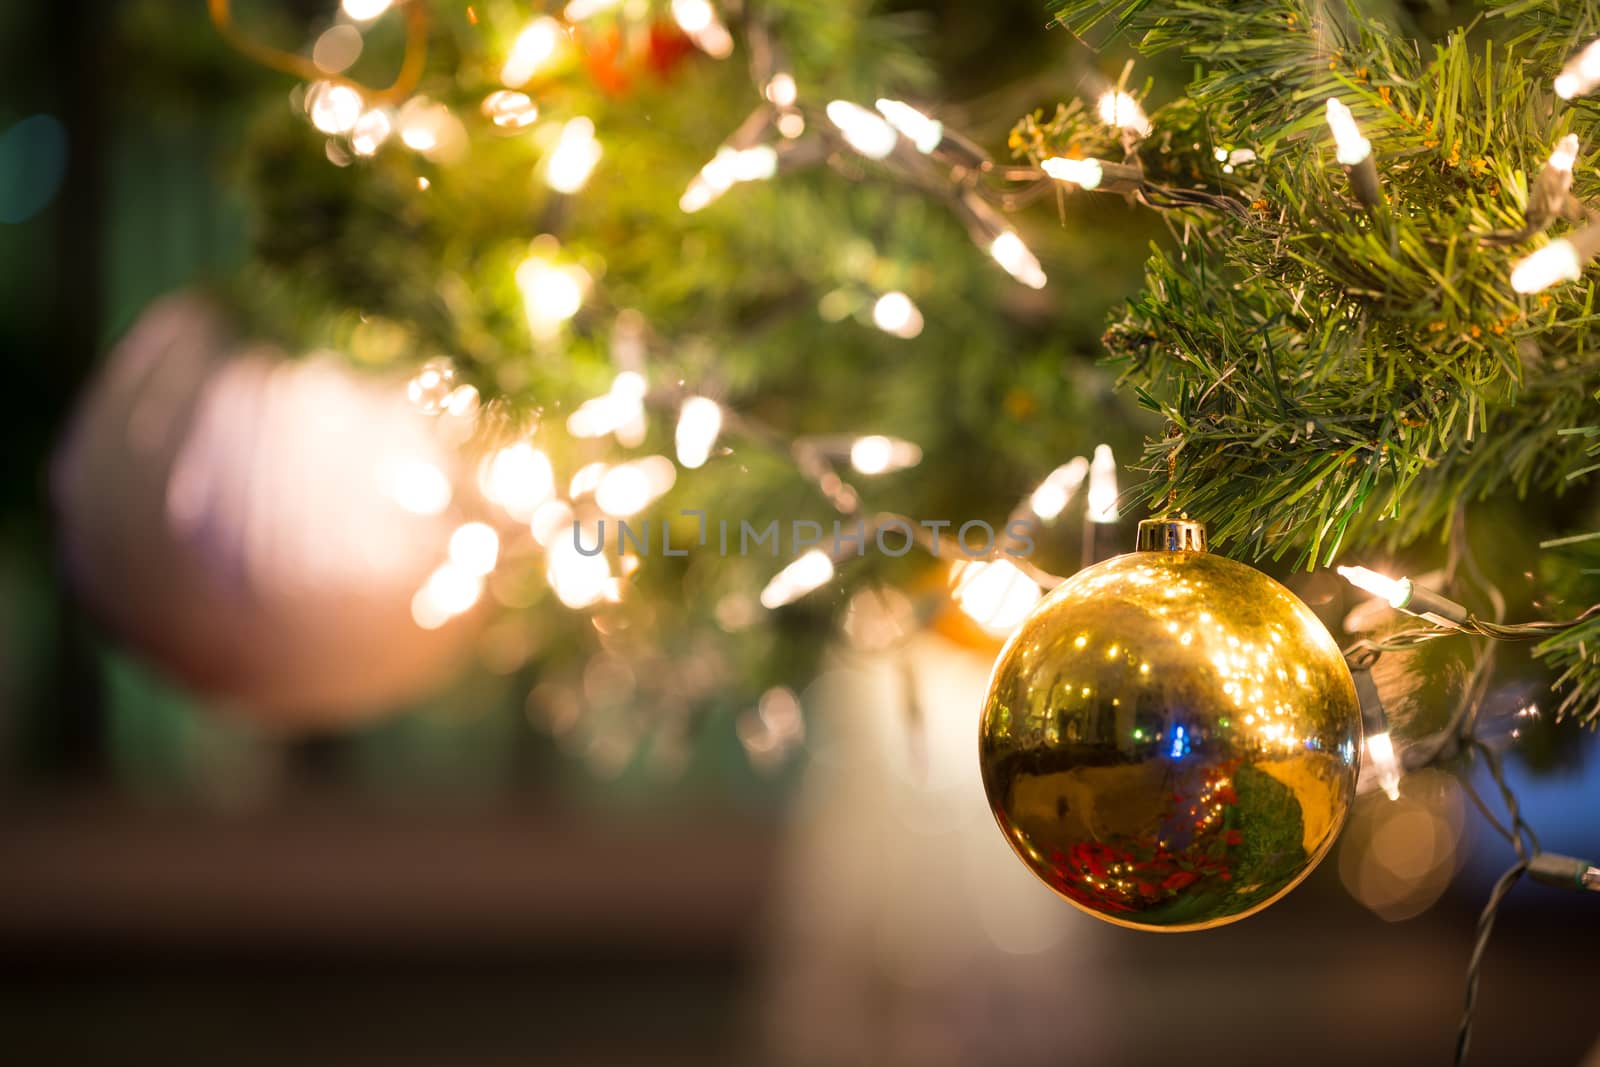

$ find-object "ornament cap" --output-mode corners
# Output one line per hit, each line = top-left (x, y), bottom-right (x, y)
(1135, 517), (1208, 553)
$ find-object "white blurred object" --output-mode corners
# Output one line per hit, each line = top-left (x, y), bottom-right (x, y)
(760, 631), (1106, 1063)
(1086, 443), (1119, 522)
(53, 294), (477, 727)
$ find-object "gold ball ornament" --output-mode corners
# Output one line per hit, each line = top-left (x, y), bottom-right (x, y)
(978, 519), (1360, 931)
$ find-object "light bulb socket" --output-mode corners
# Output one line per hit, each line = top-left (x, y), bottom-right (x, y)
(1529, 853), (1600, 893)
(1135, 518), (1207, 553)
(1397, 585), (1470, 630)
(1345, 156), (1383, 210)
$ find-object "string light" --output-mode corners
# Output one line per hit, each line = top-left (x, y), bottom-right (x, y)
(563, 0), (620, 20)
(1549, 133), (1580, 173)
(826, 100), (899, 160)
(416, 560), (485, 622)
(448, 522), (501, 577)
(1087, 443), (1119, 522)
(567, 371), (648, 440)
(547, 534), (617, 609)
(341, 0), (393, 21)
(307, 82), (364, 134)
(312, 26), (364, 76)
(502, 18), (566, 88)
(479, 441), (556, 521)
(848, 434), (922, 475)
(950, 558), (1042, 638)
(1096, 90), (1152, 137)
(569, 461), (610, 499)
(760, 549), (836, 609)
(988, 230), (1047, 289)
(671, 0), (733, 58)
(675, 396), (723, 469)
(1511, 238), (1583, 293)
(482, 90), (538, 129)
(1555, 38), (1600, 99)
(765, 73), (798, 107)
(1041, 156), (1104, 190)
(516, 256), (589, 336)
(349, 108), (392, 156)
(396, 97), (466, 162)
(1030, 456), (1090, 520)
(1366, 730), (1402, 801)
(1337, 565), (1470, 629)
(531, 499), (575, 548)
(680, 145), (778, 212)
(383, 459), (452, 515)
(545, 117), (602, 193)
(595, 456), (677, 517)
(1353, 668), (1402, 801)
(1324, 98), (1371, 166)
(871, 291), (924, 338)
(406, 359), (457, 413)
(874, 99), (943, 154)
(777, 113), (805, 139)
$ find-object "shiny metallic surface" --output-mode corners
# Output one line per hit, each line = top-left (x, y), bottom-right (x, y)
(979, 549), (1360, 931)
(1134, 517), (1208, 553)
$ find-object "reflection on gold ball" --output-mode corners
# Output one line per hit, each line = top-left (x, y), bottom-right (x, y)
(979, 545), (1360, 931)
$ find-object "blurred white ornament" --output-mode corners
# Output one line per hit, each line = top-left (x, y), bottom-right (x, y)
(54, 295), (478, 727)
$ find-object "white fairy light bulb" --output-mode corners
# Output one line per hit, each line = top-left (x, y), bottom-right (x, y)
(1029, 456), (1090, 520)
(765, 73), (798, 107)
(1365, 731), (1402, 801)
(479, 442), (556, 521)
(1550, 133), (1580, 173)
(595, 456), (676, 517)
(448, 522), (501, 577)
(406, 358), (456, 414)
(777, 113), (805, 139)
(871, 291), (923, 338)
(1510, 239), (1583, 294)
(1337, 564), (1411, 607)
(1086, 443), (1119, 522)
(1096, 90), (1152, 137)
(547, 535), (615, 609)
(566, 372), (647, 439)
(671, 0), (733, 57)
(544, 117), (602, 193)
(502, 18), (566, 88)
(988, 231), (1046, 289)
(675, 396), (723, 469)
(1040, 156), (1104, 190)
(950, 559), (1042, 638)
(395, 97), (466, 162)
(342, 0), (393, 21)
(1556, 39), (1600, 99)
(760, 549), (836, 609)
(874, 98), (943, 154)
(482, 90), (538, 130)
(307, 82), (364, 134)
(420, 560), (485, 617)
(312, 26), (364, 76)
(849, 435), (922, 475)
(1324, 97), (1372, 166)
(383, 459), (451, 515)
(515, 257), (588, 336)
(349, 108), (392, 156)
(564, 0), (621, 20)
(826, 100), (899, 160)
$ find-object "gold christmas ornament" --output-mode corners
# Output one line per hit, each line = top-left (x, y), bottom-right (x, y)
(978, 518), (1360, 931)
